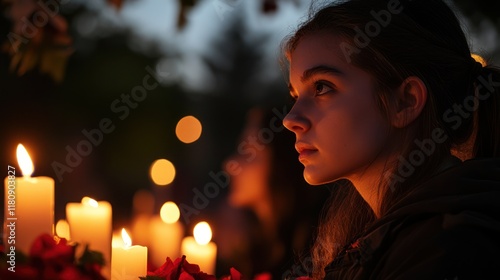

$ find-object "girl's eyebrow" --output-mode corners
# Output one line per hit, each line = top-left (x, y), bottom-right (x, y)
(289, 65), (345, 94)
(301, 65), (345, 83)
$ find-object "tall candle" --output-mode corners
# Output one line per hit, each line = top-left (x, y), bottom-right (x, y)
(149, 201), (184, 268)
(3, 144), (54, 253)
(66, 196), (112, 278)
(111, 228), (148, 280)
(181, 222), (217, 275)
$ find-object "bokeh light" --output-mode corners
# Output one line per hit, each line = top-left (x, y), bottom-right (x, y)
(176, 116), (202, 144)
(160, 201), (180, 224)
(150, 159), (176, 186)
(193, 221), (212, 245)
(55, 219), (71, 240)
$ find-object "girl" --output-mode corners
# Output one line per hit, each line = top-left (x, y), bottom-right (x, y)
(282, 0), (500, 279)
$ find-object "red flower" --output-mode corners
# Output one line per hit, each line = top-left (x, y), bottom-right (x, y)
(30, 234), (75, 268)
(0, 264), (38, 279)
(220, 267), (243, 280)
(253, 272), (272, 280)
(147, 257), (176, 279)
(145, 256), (216, 280)
(0, 233), (106, 280)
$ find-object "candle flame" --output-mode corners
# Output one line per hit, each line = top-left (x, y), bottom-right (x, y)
(17, 144), (34, 177)
(81, 196), (98, 208)
(160, 201), (180, 224)
(193, 221), (212, 245)
(121, 228), (132, 247)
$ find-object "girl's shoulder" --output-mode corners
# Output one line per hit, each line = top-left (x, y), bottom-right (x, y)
(325, 211), (500, 280)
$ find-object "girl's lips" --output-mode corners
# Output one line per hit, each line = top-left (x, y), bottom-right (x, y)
(295, 142), (318, 162)
(298, 149), (318, 162)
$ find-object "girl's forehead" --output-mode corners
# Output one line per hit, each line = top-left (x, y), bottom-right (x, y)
(290, 34), (350, 70)
(288, 34), (372, 85)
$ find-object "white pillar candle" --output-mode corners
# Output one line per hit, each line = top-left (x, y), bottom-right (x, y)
(149, 202), (184, 268)
(111, 228), (148, 280)
(3, 144), (54, 254)
(181, 222), (217, 275)
(66, 196), (112, 278)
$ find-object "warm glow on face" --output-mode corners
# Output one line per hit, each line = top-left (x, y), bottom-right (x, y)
(176, 116), (202, 144)
(160, 201), (180, 224)
(55, 220), (71, 240)
(17, 144), (34, 177)
(81, 196), (98, 207)
(193, 221), (212, 245)
(150, 159), (176, 186)
(121, 228), (132, 247)
(471, 53), (487, 67)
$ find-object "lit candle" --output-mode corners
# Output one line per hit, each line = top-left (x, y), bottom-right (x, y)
(181, 221), (217, 274)
(111, 228), (148, 280)
(149, 201), (184, 268)
(112, 229), (125, 248)
(66, 196), (112, 278)
(3, 144), (54, 253)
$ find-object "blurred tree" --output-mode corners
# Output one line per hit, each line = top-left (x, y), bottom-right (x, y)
(1, 0), (72, 82)
(1, 0), (497, 84)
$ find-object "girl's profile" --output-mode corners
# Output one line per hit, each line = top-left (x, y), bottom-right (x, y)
(282, 0), (500, 279)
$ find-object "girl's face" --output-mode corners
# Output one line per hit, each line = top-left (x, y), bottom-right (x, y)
(283, 33), (391, 185)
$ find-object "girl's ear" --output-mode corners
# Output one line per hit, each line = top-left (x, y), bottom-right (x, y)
(391, 76), (428, 128)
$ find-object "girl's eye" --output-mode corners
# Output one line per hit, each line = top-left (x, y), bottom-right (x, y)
(314, 81), (336, 96)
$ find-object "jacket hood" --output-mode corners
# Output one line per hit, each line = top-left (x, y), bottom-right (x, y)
(382, 157), (500, 226)
(358, 157), (500, 257)
(324, 157), (500, 279)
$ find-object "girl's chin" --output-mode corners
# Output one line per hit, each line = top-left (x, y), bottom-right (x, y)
(303, 171), (327, 186)
(304, 168), (343, 186)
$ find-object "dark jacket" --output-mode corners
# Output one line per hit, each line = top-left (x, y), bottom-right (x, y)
(324, 157), (500, 280)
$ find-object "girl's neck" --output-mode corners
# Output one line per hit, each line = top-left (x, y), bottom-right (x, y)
(348, 151), (401, 218)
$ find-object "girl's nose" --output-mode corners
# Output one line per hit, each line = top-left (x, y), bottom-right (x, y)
(283, 104), (310, 134)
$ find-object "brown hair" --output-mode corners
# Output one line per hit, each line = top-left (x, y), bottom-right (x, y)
(282, 0), (500, 278)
